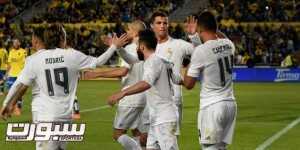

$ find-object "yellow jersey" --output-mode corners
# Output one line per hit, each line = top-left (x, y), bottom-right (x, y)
(8, 48), (27, 77)
(0, 48), (8, 70)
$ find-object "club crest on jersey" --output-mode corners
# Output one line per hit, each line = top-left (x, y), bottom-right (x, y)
(167, 48), (172, 54)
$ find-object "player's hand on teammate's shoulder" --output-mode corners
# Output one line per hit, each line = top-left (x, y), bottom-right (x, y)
(107, 91), (126, 106)
(112, 33), (129, 49)
(185, 15), (198, 35)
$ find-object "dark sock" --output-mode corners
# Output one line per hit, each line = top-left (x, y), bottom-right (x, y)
(73, 99), (80, 114)
(17, 100), (22, 108)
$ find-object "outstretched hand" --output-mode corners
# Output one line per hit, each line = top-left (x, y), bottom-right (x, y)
(0, 105), (14, 121)
(107, 91), (125, 106)
(112, 33), (129, 48)
(185, 15), (198, 35)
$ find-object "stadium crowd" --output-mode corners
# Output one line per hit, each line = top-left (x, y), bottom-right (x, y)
(1, 0), (299, 67)
(209, 0), (300, 22)
(219, 23), (299, 66)
(32, 0), (184, 23)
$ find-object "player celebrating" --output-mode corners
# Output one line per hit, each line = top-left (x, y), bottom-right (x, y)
(108, 29), (178, 150)
(0, 24), (129, 150)
(6, 38), (27, 115)
(149, 11), (196, 135)
(177, 11), (237, 150)
(0, 41), (8, 95)
(84, 20), (148, 150)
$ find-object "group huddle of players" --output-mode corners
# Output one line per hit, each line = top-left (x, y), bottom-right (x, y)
(0, 10), (237, 150)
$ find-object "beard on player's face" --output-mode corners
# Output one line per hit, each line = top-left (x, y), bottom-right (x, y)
(137, 50), (144, 61)
(137, 44), (145, 61)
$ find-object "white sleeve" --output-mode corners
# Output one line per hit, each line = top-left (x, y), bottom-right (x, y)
(2, 81), (21, 107)
(17, 59), (35, 86)
(187, 47), (206, 77)
(94, 45), (118, 66)
(5, 59), (35, 106)
(188, 33), (202, 47)
(179, 39), (195, 56)
(120, 59), (130, 69)
(143, 58), (161, 86)
(118, 48), (139, 64)
(73, 45), (117, 70)
(72, 50), (97, 70)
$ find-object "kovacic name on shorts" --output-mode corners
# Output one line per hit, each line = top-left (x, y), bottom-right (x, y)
(6, 123), (85, 142)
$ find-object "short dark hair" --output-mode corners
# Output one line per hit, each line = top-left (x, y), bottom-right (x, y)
(150, 11), (168, 23)
(0, 40), (3, 48)
(138, 29), (157, 50)
(65, 27), (77, 48)
(32, 26), (45, 42)
(197, 11), (217, 32)
(43, 24), (66, 49)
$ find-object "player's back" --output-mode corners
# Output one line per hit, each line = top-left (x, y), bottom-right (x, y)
(144, 54), (177, 125)
(22, 48), (95, 121)
(192, 38), (235, 108)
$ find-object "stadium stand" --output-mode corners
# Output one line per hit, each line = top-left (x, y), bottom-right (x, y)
(208, 0), (300, 22)
(1, 0), (299, 67)
(31, 0), (184, 23)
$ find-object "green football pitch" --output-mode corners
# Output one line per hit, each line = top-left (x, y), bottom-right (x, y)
(0, 80), (299, 150)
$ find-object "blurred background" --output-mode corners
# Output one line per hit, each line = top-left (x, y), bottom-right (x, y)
(0, 0), (299, 68)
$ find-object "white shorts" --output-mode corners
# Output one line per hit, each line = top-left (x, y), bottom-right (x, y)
(146, 122), (178, 150)
(32, 112), (68, 150)
(36, 141), (67, 150)
(198, 100), (237, 145)
(137, 105), (150, 133)
(114, 106), (146, 130)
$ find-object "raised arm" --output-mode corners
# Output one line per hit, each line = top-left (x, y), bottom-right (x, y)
(95, 33), (130, 66)
(84, 67), (129, 79)
(117, 47), (139, 64)
(185, 15), (202, 47)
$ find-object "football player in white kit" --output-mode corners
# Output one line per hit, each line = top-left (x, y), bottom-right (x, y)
(149, 11), (196, 135)
(84, 20), (149, 150)
(176, 11), (237, 150)
(0, 24), (129, 150)
(108, 30), (178, 150)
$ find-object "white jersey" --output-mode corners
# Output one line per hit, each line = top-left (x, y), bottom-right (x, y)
(155, 37), (194, 104)
(187, 38), (236, 109)
(17, 48), (98, 121)
(119, 43), (145, 107)
(143, 54), (177, 126)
